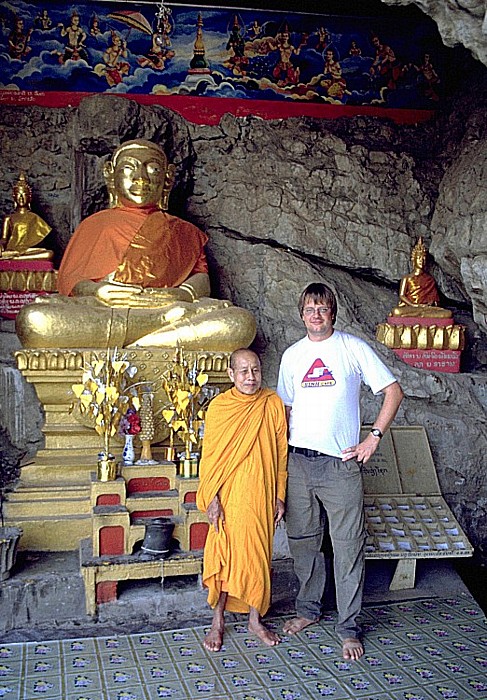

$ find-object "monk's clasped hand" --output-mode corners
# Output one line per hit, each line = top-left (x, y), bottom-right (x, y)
(207, 495), (225, 533)
(274, 498), (285, 526)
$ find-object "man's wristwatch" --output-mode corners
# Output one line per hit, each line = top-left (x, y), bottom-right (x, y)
(370, 428), (383, 440)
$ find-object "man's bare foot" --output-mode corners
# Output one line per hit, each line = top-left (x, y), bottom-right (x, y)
(203, 624), (224, 652)
(283, 616), (317, 635)
(248, 619), (280, 646)
(342, 637), (364, 661)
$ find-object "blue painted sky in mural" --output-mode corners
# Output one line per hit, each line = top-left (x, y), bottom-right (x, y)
(0, 1), (445, 108)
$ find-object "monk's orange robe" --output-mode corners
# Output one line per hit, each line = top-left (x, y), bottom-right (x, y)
(196, 387), (288, 615)
(57, 205), (208, 296)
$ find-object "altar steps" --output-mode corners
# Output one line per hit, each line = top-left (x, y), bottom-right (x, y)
(4, 460), (207, 556)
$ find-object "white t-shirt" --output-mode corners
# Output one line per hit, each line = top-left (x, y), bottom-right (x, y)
(277, 330), (397, 458)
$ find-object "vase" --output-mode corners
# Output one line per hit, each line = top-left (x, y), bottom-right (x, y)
(160, 446), (176, 462)
(122, 434), (135, 465)
(97, 452), (117, 482)
(141, 517), (175, 558)
(180, 454), (199, 478)
(0, 526), (23, 581)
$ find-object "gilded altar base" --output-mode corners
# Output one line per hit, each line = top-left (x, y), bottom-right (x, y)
(0, 260), (57, 319)
(376, 316), (465, 373)
(6, 347), (232, 551)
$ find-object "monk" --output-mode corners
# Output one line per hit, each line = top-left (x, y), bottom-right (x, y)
(391, 237), (452, 318)
(15, 140), (255, 351)
(196, 349), (288, 651)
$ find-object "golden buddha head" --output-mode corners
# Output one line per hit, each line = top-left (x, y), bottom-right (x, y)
(13, 173), (32, 209)
(411, 237), (427, 269)
(103, 139), (176, 210)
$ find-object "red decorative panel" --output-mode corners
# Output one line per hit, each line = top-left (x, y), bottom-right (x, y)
(393, 348), (461, 373)
(99, 525), (124, 555)
(190, 522), (209, 551)
(96, 581), (118, 604)
(131, 509), (173, 520)
(184, 492), (197, 503)
(127, 477), (170, 493)
(96, 494), (121, 506)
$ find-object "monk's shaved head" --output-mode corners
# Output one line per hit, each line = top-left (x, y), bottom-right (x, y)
(229, 348), (260, 370)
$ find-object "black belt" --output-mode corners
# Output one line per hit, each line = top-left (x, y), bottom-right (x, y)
(290, 446), (327, 458)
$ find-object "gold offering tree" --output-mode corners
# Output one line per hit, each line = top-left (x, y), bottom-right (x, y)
(71, 349), (144, 457)
(161, 346), (216, 460)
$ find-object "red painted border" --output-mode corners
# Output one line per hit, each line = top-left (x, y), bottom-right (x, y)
(0, 91), (435, 125)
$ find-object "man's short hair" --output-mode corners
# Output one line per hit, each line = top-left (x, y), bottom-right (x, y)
(298, 282), (337, 323)
(229, 348), (260, 370)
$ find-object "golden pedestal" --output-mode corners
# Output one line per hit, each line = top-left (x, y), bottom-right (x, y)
(0, 260), (57, 319)
(376, 316), (465, 373)
(7, 347), (230, 551)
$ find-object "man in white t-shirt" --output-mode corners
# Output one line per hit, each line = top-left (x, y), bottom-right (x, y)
(277, 282), (403, 660)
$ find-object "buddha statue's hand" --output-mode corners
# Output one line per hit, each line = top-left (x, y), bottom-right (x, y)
(95, 281), (145, 307)
(126, 287), (190, 308)
(141, 287), (188, 301)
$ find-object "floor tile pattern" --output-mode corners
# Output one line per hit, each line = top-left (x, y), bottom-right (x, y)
(2, 598), (486, 699)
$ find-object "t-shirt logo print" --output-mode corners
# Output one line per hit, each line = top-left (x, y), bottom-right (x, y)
(301, 359), (336, 387)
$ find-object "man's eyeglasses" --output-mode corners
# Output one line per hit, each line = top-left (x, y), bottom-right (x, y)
(302, 307), (331, 317)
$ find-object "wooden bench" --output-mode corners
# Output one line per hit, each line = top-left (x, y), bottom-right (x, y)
(80, 538), (203, 616)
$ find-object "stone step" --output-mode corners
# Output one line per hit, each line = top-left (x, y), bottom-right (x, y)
(35, 446), (102, 459)
(44, 406), (83, 426)
(7, 483), (90, 502)
(6, 513), (92, 551)
(19, 461), (96, 486)
(4, 494), (91, 517)
(43, 425), (102, 450)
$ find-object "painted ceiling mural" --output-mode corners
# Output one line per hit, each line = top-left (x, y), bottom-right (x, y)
(0, 1), (445, 118)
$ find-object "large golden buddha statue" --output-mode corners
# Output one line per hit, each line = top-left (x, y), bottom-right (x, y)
(15, 139), (256, 351)
(1, 173), (53, 260)
(391, 237), (452, 319)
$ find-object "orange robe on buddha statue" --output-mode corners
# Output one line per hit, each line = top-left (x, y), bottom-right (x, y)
(399, 271), (440, 307)
(57, 204), (208, 296)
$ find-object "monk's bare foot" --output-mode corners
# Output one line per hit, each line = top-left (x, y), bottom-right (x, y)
(342, 637), (364, 661)
(283, 616), (317, 635)
(203, 624), (224, 652)
(248, 620), (280, 646)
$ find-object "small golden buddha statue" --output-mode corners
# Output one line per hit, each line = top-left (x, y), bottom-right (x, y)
(16, 139), (256, 351)
(391, 237), (452, 319)
(1, 173), (53, 260)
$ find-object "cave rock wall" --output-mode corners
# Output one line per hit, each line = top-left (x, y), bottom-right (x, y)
(0, 88), (485, 550)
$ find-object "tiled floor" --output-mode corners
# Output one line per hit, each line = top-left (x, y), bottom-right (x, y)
(3, 597), (486, 700)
